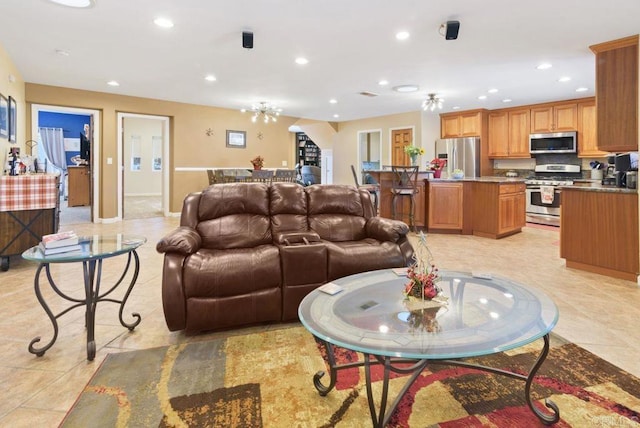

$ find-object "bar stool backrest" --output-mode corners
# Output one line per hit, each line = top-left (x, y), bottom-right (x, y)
(390, 165), (419, 194)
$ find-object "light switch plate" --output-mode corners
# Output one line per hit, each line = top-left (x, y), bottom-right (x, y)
(106, 157), (113, 165)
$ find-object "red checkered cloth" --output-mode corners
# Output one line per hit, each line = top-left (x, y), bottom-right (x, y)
(0, 174), (60, 212)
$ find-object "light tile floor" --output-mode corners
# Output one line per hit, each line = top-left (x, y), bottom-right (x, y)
(0, 218), (638, 427)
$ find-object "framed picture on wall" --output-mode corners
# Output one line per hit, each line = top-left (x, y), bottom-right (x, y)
(226, 130), (246, 148)
(0, 94), (7, 139)
(8, 96), (16, 143)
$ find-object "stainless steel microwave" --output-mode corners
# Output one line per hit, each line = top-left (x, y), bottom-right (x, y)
(529, 131), (577, 154)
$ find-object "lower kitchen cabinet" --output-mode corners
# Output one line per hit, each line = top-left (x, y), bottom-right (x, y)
(67, 166), (91, 207)
(427, 181), (464, 231)
(472, 182), (526, 238)
(560, 188), (639, 281)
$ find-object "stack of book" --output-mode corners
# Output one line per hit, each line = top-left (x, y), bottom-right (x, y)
(39, 231), (82, 255)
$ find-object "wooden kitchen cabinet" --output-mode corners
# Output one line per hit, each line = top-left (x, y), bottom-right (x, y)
(589, 35), (639, 152)
(427, 181), (464, 231)
(67, 166), (91, 207)
(577, 98), (607, 157)
(530, 103), (577, 133)
(440, 110), (483, 138)
(488, 108), (530, 158)
(561, 187), (638, 281)
(472, 181), (526, 239)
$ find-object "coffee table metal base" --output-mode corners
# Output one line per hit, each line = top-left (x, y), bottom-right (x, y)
(28, 251), (142, 361)
(313, 334), (560, 427)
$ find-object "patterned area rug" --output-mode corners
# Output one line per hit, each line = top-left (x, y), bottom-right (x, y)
(61, 326), (640, 427)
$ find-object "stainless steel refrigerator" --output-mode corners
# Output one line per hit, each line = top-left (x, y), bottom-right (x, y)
(434, 137), (481, 178)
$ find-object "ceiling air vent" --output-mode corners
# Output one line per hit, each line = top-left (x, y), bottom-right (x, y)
(358, 91), (379, 97)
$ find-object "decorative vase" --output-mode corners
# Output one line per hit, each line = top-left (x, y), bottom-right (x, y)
(410, 155), (418, 166)
(433, 169), (442, 178)
(253, 165), (262, 170)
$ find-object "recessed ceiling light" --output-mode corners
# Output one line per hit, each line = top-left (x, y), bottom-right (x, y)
(502, 98), (512, 103)
(395, 31), (410, 40)
(154, 17), (174, 28)
(55, 49), (70, 56)
(107, 80), (120, 87)
(478, 95), (487, 100)
(333, 114), (340, 118)
(558, 76), (572, 82)
(536, 63), (552, 70)
(488, 88), (498, 94)
(204, 75), (216, 82)
(452, 106), (461, 110)
(295, 57), (309, 65)
(576, 87), (589, 92)
(378, 80), (389, 86)
(392, 84), (419, 93)
(48, 0), (94, 7)
(329, 99), (337, 104)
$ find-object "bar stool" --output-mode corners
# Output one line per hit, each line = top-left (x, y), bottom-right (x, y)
(350, 165), (379, 213)
(390, 165), (419, 230)
(251, 169), (274, 183)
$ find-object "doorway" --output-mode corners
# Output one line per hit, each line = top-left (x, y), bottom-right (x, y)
(357, 129), (382, 173)
(117, 113), (170, 220)
(391, 127), (414, 165)
(31, 104), (100, 225)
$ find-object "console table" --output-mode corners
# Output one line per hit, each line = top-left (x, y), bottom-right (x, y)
(298, 269), (560, 427)
(22, 234), (146, 360)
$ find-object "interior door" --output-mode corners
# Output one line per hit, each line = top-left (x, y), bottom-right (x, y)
(391, 128), (413, 165)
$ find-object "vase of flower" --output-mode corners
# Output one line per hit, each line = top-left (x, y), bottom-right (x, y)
(404, 145), (424, 166)
(433, 169), (442, 178)
(410, 154), (418, 166)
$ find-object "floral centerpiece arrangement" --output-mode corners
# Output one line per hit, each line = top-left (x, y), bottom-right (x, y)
(403, 232), (447, 306)
(250, 156), (264, 170)
(404, 145), (425, 165)
(429, 158), (447, 178)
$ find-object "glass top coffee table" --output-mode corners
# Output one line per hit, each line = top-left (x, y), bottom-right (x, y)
(22, 234), (146, 361)
(298, 269), (560, 427)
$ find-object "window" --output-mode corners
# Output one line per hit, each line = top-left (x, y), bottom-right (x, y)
(152, 136), (162, 171)
(130, 135), (141, 171)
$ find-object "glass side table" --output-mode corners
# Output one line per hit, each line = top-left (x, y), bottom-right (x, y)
(22, 234), (146, 361)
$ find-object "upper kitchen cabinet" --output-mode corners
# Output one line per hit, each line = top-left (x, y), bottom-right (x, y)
(590, 35), (639, 152)
(577, 98), (607, 158)
(530, 103), (577, 133)
(440, 110), (484, 138)
(487, 108), (530, 158)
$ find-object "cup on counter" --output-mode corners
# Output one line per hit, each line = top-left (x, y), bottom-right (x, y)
(591, 169), (603, 180)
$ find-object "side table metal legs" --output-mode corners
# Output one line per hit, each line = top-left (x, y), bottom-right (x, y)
(29, 251), (142, 361)
(312, 334), (560, 427)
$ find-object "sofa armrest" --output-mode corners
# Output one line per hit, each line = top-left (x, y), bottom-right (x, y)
(366, 217), (409, 243)
(156, 226), (202, 255)
(273, 231), (321, 246)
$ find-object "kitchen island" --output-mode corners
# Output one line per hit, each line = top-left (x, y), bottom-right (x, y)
(366, 170), (526, 238)
(560, 183), (639, 281)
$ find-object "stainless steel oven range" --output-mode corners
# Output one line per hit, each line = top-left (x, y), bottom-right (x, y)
(524, 164), (581, 227)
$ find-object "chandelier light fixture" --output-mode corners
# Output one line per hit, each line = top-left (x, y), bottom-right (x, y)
(241, 102), (282, 123)
(422, 93), (444, 112)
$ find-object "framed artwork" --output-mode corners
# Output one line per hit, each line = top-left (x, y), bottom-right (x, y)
(0, 94), (7, 139)
(8, 96), (16, 143)
(226, 130), (246, 148)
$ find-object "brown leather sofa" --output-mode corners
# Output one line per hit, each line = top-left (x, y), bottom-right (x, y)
(156, 182), (414, 333)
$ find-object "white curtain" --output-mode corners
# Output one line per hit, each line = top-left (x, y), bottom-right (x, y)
(39, 127), (67, 196)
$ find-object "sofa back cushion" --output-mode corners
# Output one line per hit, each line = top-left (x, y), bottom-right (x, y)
(270, 182), (309, 235)
(306, 185), (367, 242)
(197, 183), (271, 249)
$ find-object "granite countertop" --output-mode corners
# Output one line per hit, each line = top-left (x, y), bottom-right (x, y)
(428, 176), (527, 183)
(560, 181), (638, 194)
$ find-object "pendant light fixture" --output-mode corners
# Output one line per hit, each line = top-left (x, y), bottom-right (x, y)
(422, 93), (444, 111)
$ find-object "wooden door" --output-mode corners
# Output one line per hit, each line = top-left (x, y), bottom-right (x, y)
(553, 104), (577, 131)
(391, 128), (413, 165)
(488, 112), (509, 157)
(508, 109), (531, 157)
(530, 107), (553, 132)
(577, 100), (606, 157)
(440, 116), (461, 138)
